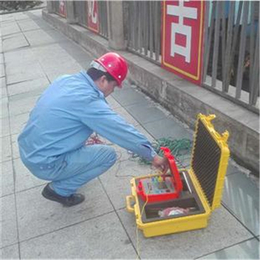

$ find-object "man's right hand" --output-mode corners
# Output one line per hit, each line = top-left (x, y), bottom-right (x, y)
(152, 155), (169, 174)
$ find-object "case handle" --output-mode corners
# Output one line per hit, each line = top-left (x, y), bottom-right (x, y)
(126, 195), (135, 213)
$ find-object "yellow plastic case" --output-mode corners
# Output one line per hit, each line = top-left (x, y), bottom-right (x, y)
(126, 114), (230, 237)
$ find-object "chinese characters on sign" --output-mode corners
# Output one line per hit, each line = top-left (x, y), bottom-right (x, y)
(88, 0), (99, 33)
(162, 0), (205, 85)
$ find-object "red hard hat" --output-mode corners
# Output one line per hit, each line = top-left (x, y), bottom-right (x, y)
(95, 52), (128, 87)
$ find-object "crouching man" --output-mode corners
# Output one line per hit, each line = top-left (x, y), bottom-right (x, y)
(18, 52), (168, 207)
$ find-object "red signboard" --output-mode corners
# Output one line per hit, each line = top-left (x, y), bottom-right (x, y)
(59, 0), (66, 17)
(162, 0), (205, 85)
(87, 0), (99, 33)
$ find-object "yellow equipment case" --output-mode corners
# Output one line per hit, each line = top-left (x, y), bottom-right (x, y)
(126, 114), (230, 237)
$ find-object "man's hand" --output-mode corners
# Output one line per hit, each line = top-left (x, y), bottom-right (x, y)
(152, 155), (169, 174)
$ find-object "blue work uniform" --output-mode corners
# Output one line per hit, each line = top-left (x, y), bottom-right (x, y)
(18, 71), (157, 196)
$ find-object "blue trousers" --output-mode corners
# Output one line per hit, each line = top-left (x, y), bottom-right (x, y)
(24, 145), (116, 196)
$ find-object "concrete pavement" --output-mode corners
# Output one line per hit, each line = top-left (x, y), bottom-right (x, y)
(0, 9), (259, 259)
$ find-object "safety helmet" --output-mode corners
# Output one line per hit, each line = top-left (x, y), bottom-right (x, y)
(94, 52), (128, 87)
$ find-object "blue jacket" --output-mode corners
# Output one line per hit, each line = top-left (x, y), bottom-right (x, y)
(18, 71), (157, 167)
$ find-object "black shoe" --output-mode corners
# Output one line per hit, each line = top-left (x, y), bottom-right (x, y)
(42, 183), (85, 207)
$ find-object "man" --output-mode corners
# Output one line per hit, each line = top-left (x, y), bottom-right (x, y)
(18, 52), (169, 207)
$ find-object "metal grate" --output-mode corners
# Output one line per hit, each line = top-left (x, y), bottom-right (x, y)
(191, 119), (221, 207)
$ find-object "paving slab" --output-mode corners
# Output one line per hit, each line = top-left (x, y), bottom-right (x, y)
(5, 57), (41, 75)
(0, 97), (8, 119)
(112, 87), (150, 107)
(20, 212), (137, 259)
(1, 117), (10, 138)
(0, 53), (3, 64)
(42, 60), (82, 77)
(11, 134), (20, 160)
(126, 101), (171, 125)
(17, 19), (40, 31)
(0, 135), (12, 163)
(16, 179), (114, 241)
(112, 106), (140, 127)
(3, 34), (29, 52)
(1, 160), (14, 197)
(4, 48), (36, 65)
(143, 116), (193, 140)
(0, 15), (15, 23)
(106, 95), (122, 110)
(1, 22), (20, 37)
(0, 243), (19, 259)
(0, 84), (7, 100)
(222, 171), (259, 236)
(100, 159), (154, 210)
(7, 77), (49, 96)
(13, 158), (46, 193)
(117, 206), (253, 259)
(10, 112), (29, 135)
(9, 94), (39, 116)
(27, 9), (44, 19)
(31, 43), (74, 64)
(0, 63), (4, 78)
(12, 12), (30, 21)
(0, 194), (18, 248)
(58, 41), (93, 64)
(24, 28), (67, 47)
(6, 62), (46, 85)
(198, 237), (259, 259)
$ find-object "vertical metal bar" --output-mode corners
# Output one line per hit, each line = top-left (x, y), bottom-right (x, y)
(221, 1), (226, 86)
(155, 1), (160, 61)
(149, 1), (153, 58)
(128, 1), (132, 49)
(249, 1), (255, 94)
(100, 1), (103, 36)
(133, 2), (137, 50)
(202, 0), (210, 82)
(104, 0), (108, 38)
(250, 26), (259, 106)
(212, 1), (221, 88)
(144, 1), (148, 56)
(158, 1), (162, 58)
(203, 1), (216, 83)
(226, 0), (243, 89)
(154, 1), (158, 60)
(235, 1), (249, 99)
(139, 1), (143, 54)
(137, 1), (142, 52)
(223, 1), (235, 92)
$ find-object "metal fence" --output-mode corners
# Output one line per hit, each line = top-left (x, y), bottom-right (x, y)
(52, 1), (60, 15)
(203, 1), (259, 113)
(123, 1), (162, 64)
(75, 1), (87, 27)
(74, 1), (108, 39)
(97, 1), (108, 39)
(50, 1), (259, 113)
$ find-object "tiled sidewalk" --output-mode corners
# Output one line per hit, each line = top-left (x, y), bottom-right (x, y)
(0, 9), (259, 259)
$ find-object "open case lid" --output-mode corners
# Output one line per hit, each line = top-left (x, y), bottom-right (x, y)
(191, 114), (230, 211)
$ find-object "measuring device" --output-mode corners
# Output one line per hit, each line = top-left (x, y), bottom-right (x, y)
(136, 147), (183, 203)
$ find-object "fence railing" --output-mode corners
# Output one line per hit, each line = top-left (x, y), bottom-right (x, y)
(203, 1), (259, 113)
(123, 1), (162, 64)
(97, 1), (108, 39)
(74, 1), (108, 39)
(74, 1), (87, 27)
(52, 1), (60, 15)
(49, 0), (259, 113)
